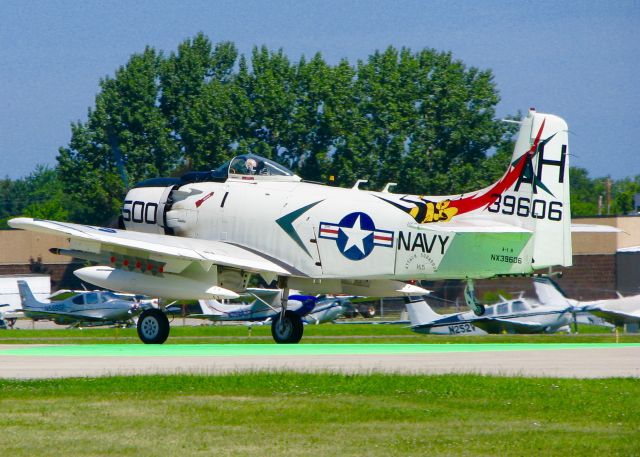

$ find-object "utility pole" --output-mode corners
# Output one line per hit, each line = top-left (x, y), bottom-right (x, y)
(606, 178), (612, 215)
(598, 195), (603, 216)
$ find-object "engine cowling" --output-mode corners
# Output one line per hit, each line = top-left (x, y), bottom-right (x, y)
(121, 182), (177, 234)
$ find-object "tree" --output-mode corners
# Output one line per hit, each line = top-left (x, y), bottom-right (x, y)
(0, 167), (72, 228)
(58, 46), (177, 224)
(51, 36), (541, 224)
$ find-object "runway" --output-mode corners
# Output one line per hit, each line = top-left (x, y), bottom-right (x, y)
(1, 343), (639, 379)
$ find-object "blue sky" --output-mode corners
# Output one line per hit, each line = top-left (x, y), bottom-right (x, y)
(1, 0), (638, 180)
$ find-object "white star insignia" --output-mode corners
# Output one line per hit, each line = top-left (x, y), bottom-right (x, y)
(340, 215), (372, 255)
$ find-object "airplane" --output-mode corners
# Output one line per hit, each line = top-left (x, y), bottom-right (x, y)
(16, 280), (142, 327)
(578, 295), (640, 328)
(406, 278), (573, 334)
(540, 286), (640, 329)
(302, 296), (350, 324)
(0, 304), (9, 329)
(8, 108), (572, 344)
(186, 289), (315, 322)
(175, 291), (345, 326)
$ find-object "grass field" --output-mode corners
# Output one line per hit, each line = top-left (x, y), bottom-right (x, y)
(1, 373), (638, 457)
(2, 323), (638, 456)
(0, 321), (637, 345)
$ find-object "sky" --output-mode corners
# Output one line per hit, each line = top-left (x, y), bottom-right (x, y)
(1, 0), (638, 180)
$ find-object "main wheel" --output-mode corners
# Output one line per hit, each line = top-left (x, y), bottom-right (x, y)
(271, 310), (303, 344)
(137, 309), (170, 344)
(473, 304), (486, 317)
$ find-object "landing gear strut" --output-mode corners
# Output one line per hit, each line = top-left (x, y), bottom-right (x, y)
(137, 308), (170, 344)
(271, 277), (304, 344)
(464, 278), (486, 317)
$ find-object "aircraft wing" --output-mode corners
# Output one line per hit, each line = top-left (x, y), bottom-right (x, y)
(8, 218), (298, 277)
(15, 308), (102, 322)
(470, 318), (545, 334)
(582, 308), (640, 326)
(411, 315), (544, 334)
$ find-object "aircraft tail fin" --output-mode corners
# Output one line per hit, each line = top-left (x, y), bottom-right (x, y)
(509, 109), (571, 269)
(197, 299), (225, 316)
(443, 109), (571, 270)
(17, 280), (45, 309)
(405, 297), (441, 326)
(534, 278), (571, 307)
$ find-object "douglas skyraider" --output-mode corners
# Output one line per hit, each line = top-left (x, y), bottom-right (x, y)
(10, 109), (572, 344)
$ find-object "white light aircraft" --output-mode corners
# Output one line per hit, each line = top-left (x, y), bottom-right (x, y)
(579, 296), (640, 328)
(407, 278), (573, 334)
(177, 290), (345, 328)
(540, 286), (640, 328)
(16, 280), (141, 327)
(9, 109), (572, 344)
(191, 290), (314, 323)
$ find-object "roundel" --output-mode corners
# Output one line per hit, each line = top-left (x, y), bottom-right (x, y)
(318, 211), (394, 261)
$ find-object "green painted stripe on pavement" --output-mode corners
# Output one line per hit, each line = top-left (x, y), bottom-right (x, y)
(1, 343), (638, 357)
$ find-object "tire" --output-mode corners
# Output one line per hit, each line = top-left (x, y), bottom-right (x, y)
(360, 305), (376, 318)
(137, 309), (170, 344)
(473, 304), (486, 317)
(271, 310), (304, 344)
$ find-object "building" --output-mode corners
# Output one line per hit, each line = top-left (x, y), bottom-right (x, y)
(0, 230), (83, 290)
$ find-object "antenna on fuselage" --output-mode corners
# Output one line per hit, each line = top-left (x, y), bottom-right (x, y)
(352, 179), (368, 190)
(381, 182), (397, 193)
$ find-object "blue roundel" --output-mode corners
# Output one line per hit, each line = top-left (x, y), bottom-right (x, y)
(335, 212), (376, 260)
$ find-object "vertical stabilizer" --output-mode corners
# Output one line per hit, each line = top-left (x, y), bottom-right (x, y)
(506, 109), (572, 268)
(198, 299), (225, 316)
(17, 280), (45, 309)
(437, 109), (572, 273)
(405, 297), (441, 326)
(534, 278), (571, 307)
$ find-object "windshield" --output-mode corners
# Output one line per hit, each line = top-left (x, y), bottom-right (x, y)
(181, 154), (299, 183)
(511, 300), (528, 312)
(496, 303), (509, 315)
(228, 154), (295, 177)
(100, 292), (119, 302)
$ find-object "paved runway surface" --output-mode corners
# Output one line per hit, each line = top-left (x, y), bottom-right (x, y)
(1, 343), (638, 379)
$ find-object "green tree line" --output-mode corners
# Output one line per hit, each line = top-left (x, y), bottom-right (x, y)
(2, 34), (638, 227)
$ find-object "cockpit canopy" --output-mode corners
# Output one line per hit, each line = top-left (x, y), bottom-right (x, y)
(231, 154), (297, 178)
(212, 154), (300, 182)
(134, 154), (301, 188)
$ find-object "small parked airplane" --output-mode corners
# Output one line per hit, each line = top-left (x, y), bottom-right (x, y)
(579, 296), (640, 327)
(9, 109), (572, 344)
(0, 304), (9, 329)
(179, 290), (346, 327)
(543, 288), (640, 328)
(407, 278), (573, 334)
(16, 280), (142, 327)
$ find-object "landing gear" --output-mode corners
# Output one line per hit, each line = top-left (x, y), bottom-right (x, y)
(271, 276), (304, 344)
(137, 308), (170, 344)
(473, 304), (486, 316)
(464, 278), (486, 316)
(271, 310), (304, 344)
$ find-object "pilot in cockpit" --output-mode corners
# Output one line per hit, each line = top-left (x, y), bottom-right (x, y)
(245, 157), (258, 174)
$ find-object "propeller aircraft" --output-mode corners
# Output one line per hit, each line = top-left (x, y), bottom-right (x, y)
(407, 278), (573, 335)
(9, 109), (572, 344)
(16, 280), (141, 327)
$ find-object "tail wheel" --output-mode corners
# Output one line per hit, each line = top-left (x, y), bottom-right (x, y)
(271, 310), (303, 344)
(473, 304), (486, 317)
(137, 309), (170, 344)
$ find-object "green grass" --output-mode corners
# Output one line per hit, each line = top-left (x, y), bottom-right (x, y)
(0, 373), (638, 456)
(1, 322), (637, 345)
